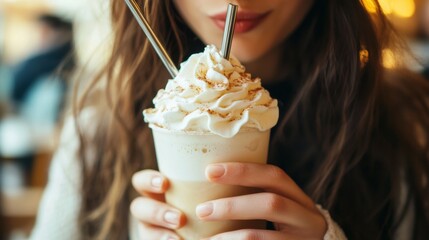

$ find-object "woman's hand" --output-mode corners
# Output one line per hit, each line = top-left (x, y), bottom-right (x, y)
(197, 163), (327, 240)
(130, 169), (185, 240)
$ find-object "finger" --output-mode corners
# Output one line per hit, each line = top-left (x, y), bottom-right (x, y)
(196, 192), (324, 230)
(132, 170), (169, 201)
(206, 163), (314, 209)
(202, 229), (293, 240)
(137, 223), (181, 240)
(130, 197), (186, 229)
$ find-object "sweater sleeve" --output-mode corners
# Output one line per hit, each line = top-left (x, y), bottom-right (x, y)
(316, 205), (347, 240)
(29, 112), (90, 240)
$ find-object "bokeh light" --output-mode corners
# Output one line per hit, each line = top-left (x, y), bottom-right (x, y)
(382, 49), (396, 69)
(362, 0), (415, 18)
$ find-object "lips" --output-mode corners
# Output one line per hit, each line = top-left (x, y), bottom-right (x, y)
(210, 11), (270, 34)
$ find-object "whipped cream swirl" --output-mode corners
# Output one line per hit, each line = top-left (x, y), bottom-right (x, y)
(143, 45), (279, 138)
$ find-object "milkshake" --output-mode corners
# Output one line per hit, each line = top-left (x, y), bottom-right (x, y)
(143, 45), (279, 239)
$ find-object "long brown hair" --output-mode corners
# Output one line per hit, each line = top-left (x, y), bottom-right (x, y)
(73, 0), (429, 239)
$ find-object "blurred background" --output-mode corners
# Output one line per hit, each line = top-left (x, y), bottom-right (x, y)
(0, 0), (428, 239)
(0, 0), (111, 239)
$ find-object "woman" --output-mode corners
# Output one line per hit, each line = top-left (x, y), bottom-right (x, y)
(30, 0), (429, 239)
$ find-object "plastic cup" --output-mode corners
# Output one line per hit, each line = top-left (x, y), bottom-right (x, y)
(151, 126), (270, 239)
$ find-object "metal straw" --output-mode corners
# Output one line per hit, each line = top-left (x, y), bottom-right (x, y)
(221, 4), (238, 59)
(125, 0), (179, 78)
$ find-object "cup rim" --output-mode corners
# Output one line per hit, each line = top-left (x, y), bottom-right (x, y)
(149, 124), (267, 136)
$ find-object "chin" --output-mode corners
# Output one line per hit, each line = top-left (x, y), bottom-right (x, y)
(230, 46), (266, 64)
(228, 36), (274, 64)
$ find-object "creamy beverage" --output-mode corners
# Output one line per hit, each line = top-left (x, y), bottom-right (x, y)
(152, 127), (269, 239)
(144, 45), (279, 239)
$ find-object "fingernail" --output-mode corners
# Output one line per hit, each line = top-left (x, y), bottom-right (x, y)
(206, 165), (225, 179)
(165, 235), (179, 240)
(196, 203), (213, 218)
(151, 176), (163, 189)
(162, 234), (179, 240)
(164, 210), (180, 226)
